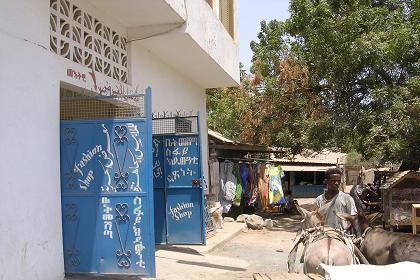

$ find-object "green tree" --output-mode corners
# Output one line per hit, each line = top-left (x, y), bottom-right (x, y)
(207, 1), (419, 169)
(206, 85), (250, 140)
(286, 0), (420, 169)
(207, 21), (330, 155)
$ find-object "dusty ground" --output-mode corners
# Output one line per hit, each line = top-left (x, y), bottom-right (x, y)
(212, 218), (302, 275)
(212, 198), (315, 276)
(154, 198), (314, 280)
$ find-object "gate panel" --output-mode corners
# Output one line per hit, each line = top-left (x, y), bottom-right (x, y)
(153, 189), (167, 244)
(60, 117), (155, 276)
(152, 112), (205, 245)
(61, 196), (97, 273)
(166, 188), (203, 244)
(164, 136), (200, 187)
(164, 135), (203, 244)
(96, 195), (151, 274)
(152, 136), (166, 244)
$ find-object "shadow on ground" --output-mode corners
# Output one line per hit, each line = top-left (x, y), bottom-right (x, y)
(66, 274), (142, 280)
(155, 245), (203, 256)
(176, 260), (246, 272)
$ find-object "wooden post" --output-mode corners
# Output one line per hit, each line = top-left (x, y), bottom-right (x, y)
(412, 204), (420, 235)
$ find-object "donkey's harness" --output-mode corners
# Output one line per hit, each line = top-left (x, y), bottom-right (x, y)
(288, 226), (360, 273)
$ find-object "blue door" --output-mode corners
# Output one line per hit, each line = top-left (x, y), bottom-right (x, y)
(60, 109), (155, 275)
(152, 116), (205, 244)
(152, 136), (166, 244)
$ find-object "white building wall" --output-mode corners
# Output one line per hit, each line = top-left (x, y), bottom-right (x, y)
(129, 44), (209, 186)
(0, 1), (64, 279)
(0, 1), (217, 279)
(185, 0), (239, 82)
(0, 36), (64, 280)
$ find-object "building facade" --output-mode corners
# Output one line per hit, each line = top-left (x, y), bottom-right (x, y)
(0, 0), (239, 279)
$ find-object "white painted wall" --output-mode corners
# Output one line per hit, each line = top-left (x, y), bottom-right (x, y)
(0, 0), (234, 278)
(126, 0), (240, 88)
(129, 43), (209, 188)
(184, 0), (239, 83)
(0, 1), (64, 279)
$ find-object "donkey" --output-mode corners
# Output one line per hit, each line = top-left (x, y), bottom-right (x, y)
(288, 202), (356, 278)
(337, 211), (420, 265)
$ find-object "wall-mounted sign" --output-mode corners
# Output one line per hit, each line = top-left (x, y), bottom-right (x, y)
(65, 66), (141, 97)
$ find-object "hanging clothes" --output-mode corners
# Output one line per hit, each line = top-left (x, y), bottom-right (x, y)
(240, 163), (250, 196)
(248, 164), (258, 205)
(219, 161), (237, 213)
(232, 164), (242, 207)
(268, 165), (285, 205)
(258, 164), (270, 209)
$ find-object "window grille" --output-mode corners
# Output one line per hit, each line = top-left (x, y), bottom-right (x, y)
(50, 0), (128, 83)
(219, 0), (234, 38)
(60, 88), (145, 120)
(152, 114), (198, 135)
(175, 118), (193, 133)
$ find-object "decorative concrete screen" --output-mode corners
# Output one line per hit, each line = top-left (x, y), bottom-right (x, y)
(50, 0), (128, 83)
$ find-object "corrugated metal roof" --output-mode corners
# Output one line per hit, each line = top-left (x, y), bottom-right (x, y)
(272, 150), (347, 165)
(208, 130), (348, 159)
(281, 164), (335, 172)
(208, 129), (274, 152)
(208, 129), (235, 144)
(382, 170), (420, 189)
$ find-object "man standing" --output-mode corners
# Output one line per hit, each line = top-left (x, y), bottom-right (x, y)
(314, 168), (357, 231)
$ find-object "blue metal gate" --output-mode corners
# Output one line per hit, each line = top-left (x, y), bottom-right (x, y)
(152, 113), (205, 244)
(60, 89), (155, 276)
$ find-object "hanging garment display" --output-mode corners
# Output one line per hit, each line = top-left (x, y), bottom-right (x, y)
(232, 164), (242, 207)
(219, 161), (237, 213)
(268, 165), (285, 205)
(258, 164), (270, 209)
(248, 164), (258, 205)
(240, 163), (250, 196)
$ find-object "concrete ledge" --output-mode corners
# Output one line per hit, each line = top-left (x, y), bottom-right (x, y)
(205, 222), (246, 253)
(155, 222), (246, 255)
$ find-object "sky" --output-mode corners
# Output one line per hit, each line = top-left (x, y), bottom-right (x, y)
(239, 1), (291, 73)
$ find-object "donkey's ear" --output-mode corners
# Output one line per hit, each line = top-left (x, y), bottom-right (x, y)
(296, 203), (311, 219)
(336, 212), (354, 221)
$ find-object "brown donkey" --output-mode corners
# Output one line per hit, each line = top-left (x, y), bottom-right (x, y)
(288, 203), (357, 278)
(337, 212), (420, 265)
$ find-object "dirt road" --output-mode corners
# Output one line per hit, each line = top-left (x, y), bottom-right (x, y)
(154, 199), (314, 280)
(213, 217), (301, 273)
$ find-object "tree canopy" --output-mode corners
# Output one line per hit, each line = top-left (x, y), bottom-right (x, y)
(207, 0), (420, 169)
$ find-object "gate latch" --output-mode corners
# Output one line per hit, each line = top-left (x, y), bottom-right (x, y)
(192, 179), (202, 187)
